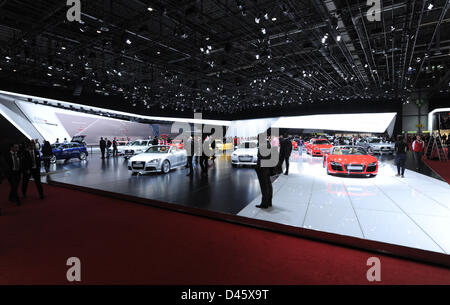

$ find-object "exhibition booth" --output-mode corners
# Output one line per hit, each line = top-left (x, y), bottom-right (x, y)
(1, 90), (449, 267)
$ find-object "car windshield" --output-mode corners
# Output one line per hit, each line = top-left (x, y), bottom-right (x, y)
(145, 146), (170, 153)
(131, 141), (148, 146)
(369, 139), (382, 143)
(333, 147), (367, 155)
(313, 140), (329, 145)
(238, 142), (257, 149)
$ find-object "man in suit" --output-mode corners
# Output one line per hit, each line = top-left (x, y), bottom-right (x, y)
(4, 143), (22, 205)
(255, 132), (278, 209)
(106, 138), (112, 158)
(199, 134), (209, 176)
(22, 141), (44, 199)
(112, 138), (118, 157)
(99, 137), (106, 159)
(279, 133), (293, 175)
(152, 136), (159, 146)
(186, 136), (195, 176)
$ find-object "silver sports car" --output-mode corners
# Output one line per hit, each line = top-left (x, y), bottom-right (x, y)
(128, 145), (187, 174)
(359, 138), (394, 154)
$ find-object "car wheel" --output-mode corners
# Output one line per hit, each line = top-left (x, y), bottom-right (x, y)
(50, 156), (57, 164)
(232, 164), (237, 168)
(79, 152), (87, 160)
(162, 160), (170, 174)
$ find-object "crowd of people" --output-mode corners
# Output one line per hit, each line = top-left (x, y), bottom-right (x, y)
(0, 139), (51, 215)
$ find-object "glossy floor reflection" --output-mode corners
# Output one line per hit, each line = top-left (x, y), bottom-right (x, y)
(238, 151), (450, 254)
(46, 153), (261, 214)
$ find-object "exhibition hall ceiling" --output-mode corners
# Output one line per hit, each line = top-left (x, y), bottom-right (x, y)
(0, 0), (449, 116)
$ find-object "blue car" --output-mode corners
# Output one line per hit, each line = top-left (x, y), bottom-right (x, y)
(50, 135), (89, 163)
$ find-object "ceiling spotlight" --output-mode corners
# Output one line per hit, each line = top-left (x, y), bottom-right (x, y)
(271, 17), (277, 21)
(427, 3), (433, 10)
(255, 17), (260, 24)
(264, 13), (269, 20)
(126, 39), (132, 45)
(207, 45), (212, 50)
(147, 7), (153, 11)
(97, 30), (101, 34)
(256, 54), (260, 59)
(200, 47), (205, 52)
(261, 28), (266, 35)
(336, 35), (341, 41)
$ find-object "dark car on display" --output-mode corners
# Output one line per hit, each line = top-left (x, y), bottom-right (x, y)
(323, 145), (378, 177)
(49, 135), (89, 163)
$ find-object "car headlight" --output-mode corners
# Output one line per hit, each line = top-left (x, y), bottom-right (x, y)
(147, 159), (159, 164)
(368, 162), (377, 167)
(232, 153), (238, 158)
(330, 161), (341, 166)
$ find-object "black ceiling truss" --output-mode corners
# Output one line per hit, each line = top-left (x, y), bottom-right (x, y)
(0, 0), (449, 116)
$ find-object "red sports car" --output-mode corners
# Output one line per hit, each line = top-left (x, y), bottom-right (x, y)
(169, 139), (184, 149)
(323, 146), (378, 177)
(306, 138), (333, 156)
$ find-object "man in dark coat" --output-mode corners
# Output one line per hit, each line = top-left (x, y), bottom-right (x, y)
(3, 143), (22, 205)
(279, 134), (293, 175)
(186, 136), (195, 176)
(255, 131), (279, 209)
(22, 141), (44, 199)
(99, 137), (106, 159)
(152, 136), (159, 146)
(199, 134), (209, 176)
(112, 138), (118, 157)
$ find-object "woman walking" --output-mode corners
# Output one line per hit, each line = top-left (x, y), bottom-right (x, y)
(41, 140), (53, 173)
(394, 135), (408, 178)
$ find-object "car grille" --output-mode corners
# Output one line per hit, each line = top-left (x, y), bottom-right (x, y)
(366, 165), (377, 172)
(331, 163), (344, 171)
(131, 161), (145, 169)
(321, 148), (330, 153)
(344, 164), (366, 172)
(381, 146), (391, 151)
(238, 155), (254, 162)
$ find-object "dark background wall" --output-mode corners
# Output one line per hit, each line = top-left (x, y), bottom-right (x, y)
(0, 115), (28, 153)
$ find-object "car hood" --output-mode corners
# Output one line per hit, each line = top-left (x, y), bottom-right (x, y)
(120, 145), (148, 150)
(369, 142), (394, 147)
(129, 153), (168, 161)
(328, 155), (377, 164)
(233, 148), (258, 155)
(311, 144), (333, 149)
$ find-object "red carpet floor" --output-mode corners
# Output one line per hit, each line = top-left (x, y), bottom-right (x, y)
(0, 181), (449, 285)
(423, 157), (450, 184)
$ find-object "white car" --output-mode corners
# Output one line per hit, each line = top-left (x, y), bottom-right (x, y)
(119, 139), (153, 159)
(231, 141), (258, 167)
(128, 145), (187, 174)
